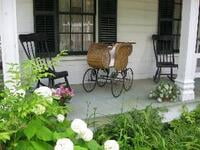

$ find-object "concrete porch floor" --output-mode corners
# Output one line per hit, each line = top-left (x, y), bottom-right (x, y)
(68, 78), (200, 120)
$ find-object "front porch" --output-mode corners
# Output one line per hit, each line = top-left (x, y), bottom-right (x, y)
(68, 78), (200, 121)
(0, 0), (200, 122)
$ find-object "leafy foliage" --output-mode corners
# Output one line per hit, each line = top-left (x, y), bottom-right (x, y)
(94, 105), (200, 150)
(95, 106), (166, 150)
(6, 51), (66, 91)
(0, 55), (104, 150)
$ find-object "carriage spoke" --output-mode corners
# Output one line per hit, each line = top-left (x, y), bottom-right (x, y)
(123, 68), (134, 91)
(82, 68), (97, 92)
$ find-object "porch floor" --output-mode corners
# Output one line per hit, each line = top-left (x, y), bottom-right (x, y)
(68, 78), (200, 120)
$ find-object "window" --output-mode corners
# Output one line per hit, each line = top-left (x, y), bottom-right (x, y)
(158, 0), (182, 52)
(98, 0), (117, 43)
(58, 0), (96, 55)
(34, 0), (95, 56)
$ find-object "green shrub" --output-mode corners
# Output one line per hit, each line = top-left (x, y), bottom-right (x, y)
(94, 105), (200, 150)
(95, 106), (167, 150)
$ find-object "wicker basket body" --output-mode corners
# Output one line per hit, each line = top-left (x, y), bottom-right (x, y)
(87, 42), (133, 70)
(114, 43), (133, 71)
(87, 43), (110, 69)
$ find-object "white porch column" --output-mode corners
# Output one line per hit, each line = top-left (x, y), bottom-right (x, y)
(0, 0), (20, 86)
(175, 0), (199, 101)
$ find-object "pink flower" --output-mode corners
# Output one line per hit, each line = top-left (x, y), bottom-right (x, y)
(53, 85), (74, 101)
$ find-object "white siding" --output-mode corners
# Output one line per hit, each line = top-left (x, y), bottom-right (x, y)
(16, 0), (159, 84)
(16, 0), (34, 61)
(118, 0), (158, 79)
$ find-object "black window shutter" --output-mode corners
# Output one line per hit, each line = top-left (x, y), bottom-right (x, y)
(158, 0), (174, 35)
(98, 0), (117, 43)
(34, 0), (57, 54)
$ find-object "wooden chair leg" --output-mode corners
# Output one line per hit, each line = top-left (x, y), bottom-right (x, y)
(64, 76), (71, 89)
(48, 79), (54, 88)
(157, 67), (161, 82)
(154, 67), (161, 83)
(153, 68), (159, 81)
(36, 80), (40, 88)
(170, 67), (175, 82)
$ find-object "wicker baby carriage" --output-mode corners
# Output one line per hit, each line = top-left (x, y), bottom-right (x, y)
(83, 42), (135, 97)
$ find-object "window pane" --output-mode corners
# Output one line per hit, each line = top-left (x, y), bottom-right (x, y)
(71, 15), (82, 32)
(59, 34), (70, 51)
(173, 36), (180, 51)
(175, 0), (181, 3)
(173, 21), (181, 34)
(71, 0), (82, 13)
(83, 0), (94, 13)
(59, 0), (70, 12)
(160, 21), (173, 35)
(83, 15), (93, 32)
(71, 34), (82, 51)
(174, 4), (181, 19)
(59, 15), (70, 32)
(83, 34), (93, 51)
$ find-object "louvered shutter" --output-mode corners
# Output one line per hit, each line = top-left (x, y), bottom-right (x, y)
(98, 0), (117, 43)
(158, 0), (174, 35)
(34, 0), (57, 55)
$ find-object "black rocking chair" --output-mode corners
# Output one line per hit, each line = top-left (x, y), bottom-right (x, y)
(152, 35), (178, 82)
(19, 33), (70, 88)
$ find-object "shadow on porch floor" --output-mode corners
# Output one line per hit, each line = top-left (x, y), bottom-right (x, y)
(68, 78), (200, 120)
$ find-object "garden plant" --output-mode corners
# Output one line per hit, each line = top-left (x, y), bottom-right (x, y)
(94, 105), (200, 150)
(149, 80), (180, 102)
(0, 57), (118, 150)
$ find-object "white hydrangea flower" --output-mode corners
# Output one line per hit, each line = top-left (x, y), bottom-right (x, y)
(14, 89), (26, 98)
(164, 84), (169, 90)
(104, 140), (119, 150)
(71, 119), (87, 134)
(32, 104), (46, 115)
(57, 114), (65, 123)
(80, 128), (93, 142)
(34, 86), (52, 98)
(157, 98), (162, 103)
(54, 138), (74, 150)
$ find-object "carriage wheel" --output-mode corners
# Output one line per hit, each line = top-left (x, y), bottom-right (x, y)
(123, 68), (134, 91)
(111, 72), (124, 98)
(97, 69), (109, 87)
(82, 68), (97, 92)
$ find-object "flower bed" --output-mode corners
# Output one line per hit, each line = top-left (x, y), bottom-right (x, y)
(0, 85), (118, 150)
